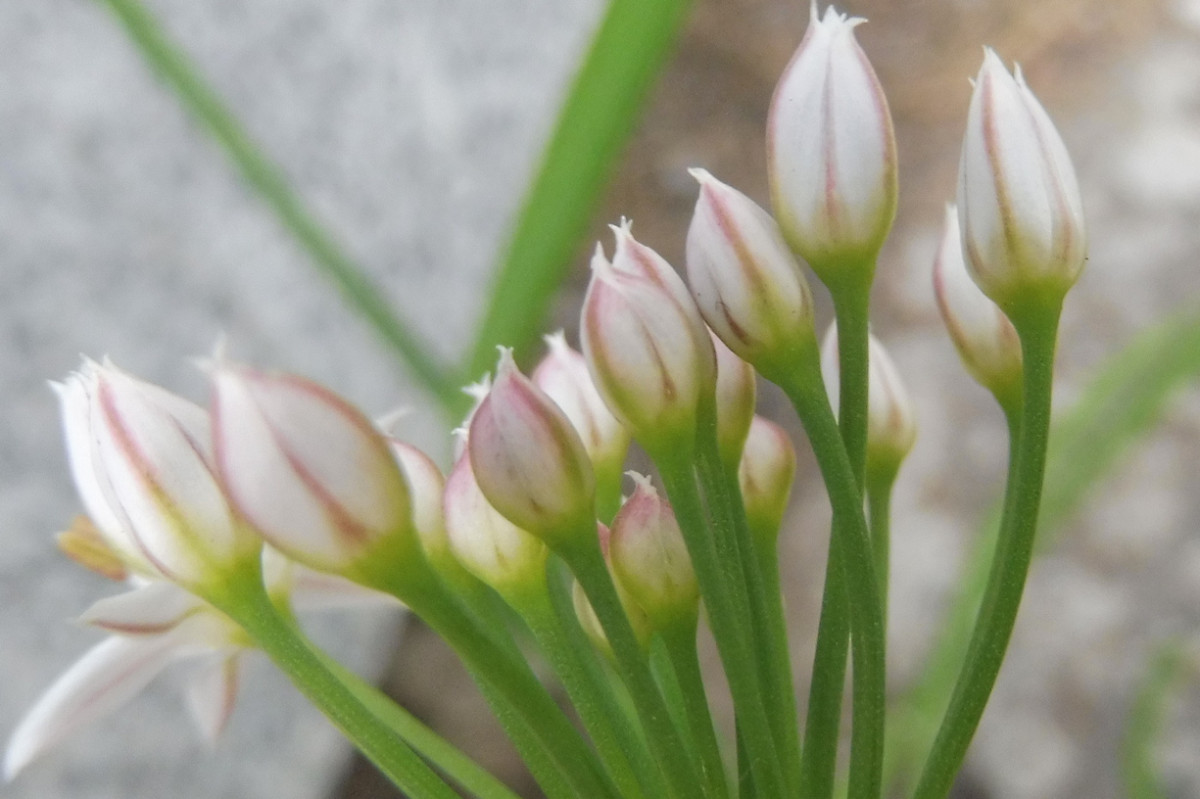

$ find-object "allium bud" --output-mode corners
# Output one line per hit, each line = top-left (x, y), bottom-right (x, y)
(56, 360), (255, 589)
(956, 50), (1086, 311)
(443, 454), (548, 594)
(738, 416), (797, 550)
(532, 332), (630, 481)
(389, 441), (452, 571)
(712, 332), (757, 470)
(581, 227), (716, 456)
(768, 4), (898, 274)
(468, 348), (596, 547)
(685, 169), (816, 376)
(609, 473), (699, 631)
(821, 326), (916, 475)
(933, 204), (1023, 403)
(573, 524), (653, 655)
(210, 364), (417, 583)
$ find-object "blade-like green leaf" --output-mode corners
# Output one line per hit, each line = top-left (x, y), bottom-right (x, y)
(100, 0), (462, 413)
(462, 0), (694, 390)
(1121, 640), (1189, 799)
(885, 307), (1200, 795)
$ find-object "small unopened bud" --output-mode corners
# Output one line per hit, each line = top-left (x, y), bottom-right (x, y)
(573, 524), (654, 656)
(768, 4), (898, 275)
(933, 205), (1022, 405)
(443, 454), (549, 594)
(468, 349), (596, 547)
(609, 473), (699, 631)
(581, 227), (716, 456)
(389, 441), (452, 573)
(211, 364), (417, 585)
(738, 417), (797, 550)
(712, 333), (757, 470)
(821, 326), (916, 476)
(956, 50), (1086, 312)
(685, 169), (816, 376)
(532, 332), (630, 483)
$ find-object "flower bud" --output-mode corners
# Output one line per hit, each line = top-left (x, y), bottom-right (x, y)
(609, 473), (699, 631)
(572, 523), (654, 656)
(468, 348), (596, 547)
(443, 454), (548, 595)
(821, 326), (916, 475)
(56, 360), (255, 589)
(210, 364), (418, 584)
(581, 228), (716, 456)
(532, 332), (630, 482)
(738, 416), (797, 550)
(389, 440), (452, 572)
(933, 204), (1023, 404)
(712, 332), (757, 470)
(956, 50), (1086, 311)
(768, 4), (898, 274)
(686, 169), (817, 377)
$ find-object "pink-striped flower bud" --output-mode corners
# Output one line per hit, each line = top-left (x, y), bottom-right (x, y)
(712, 332), (757, 470)
(957, 50), (1086, 311)
(581, 227), (716, 456)
(532, 332), (630, 481)
(768, 4), (898, 274)
(389, 440), (453, 572)
(609, 473), (698, 631)
(572, 523), (653, 655)
(443, 453), (548, 594)
(821, 326), (916, 475)
(686, 169), (816, 377)
(933, 204), (1023, 404)
(738, 416), (797, 550)
(55, 360), (256, 589)
(468, 348), (596, 547)
(210, 364), (418, 585)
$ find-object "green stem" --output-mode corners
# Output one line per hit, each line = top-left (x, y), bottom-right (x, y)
(207, 566), (458, 799)
(911, 300), (1062, 799)
(98, 0), (462, 413)
(321, 658), (522, 799)
(657, 452), (787, 798)
(693, 414), (801, 793)
(398, 574), (622, 799)
(465, 0), (694, 380)
(508, 565), (659, 799)
(796, 279), (873, 799)
(661, 618), (731, 799)
(865, 467), (897, 625)
(777, 352), (885, 799)
(560, 536), (704, 799)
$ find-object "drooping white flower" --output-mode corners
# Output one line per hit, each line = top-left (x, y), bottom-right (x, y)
(55, 359), (256, 589)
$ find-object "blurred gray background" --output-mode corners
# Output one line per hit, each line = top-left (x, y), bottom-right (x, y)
(3, 0), (1200, 798)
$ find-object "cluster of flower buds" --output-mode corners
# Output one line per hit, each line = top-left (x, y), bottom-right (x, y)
(9, 2), (1089, 792)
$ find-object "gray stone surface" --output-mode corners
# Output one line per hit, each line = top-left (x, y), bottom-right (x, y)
(0, 0), (598, 796)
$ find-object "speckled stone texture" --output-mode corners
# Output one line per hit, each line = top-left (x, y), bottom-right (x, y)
(0, 0), (597, 797)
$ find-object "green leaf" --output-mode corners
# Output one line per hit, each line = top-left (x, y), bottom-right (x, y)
(462, 0), (695, 390)
(1121, 640), (1189, 799)
(886, 307), (1200, 794)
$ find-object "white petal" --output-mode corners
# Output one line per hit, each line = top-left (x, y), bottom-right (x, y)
(288, 565), (404, 611)
(79, 582), (205, 636)
(185, 654), (241, 743)
(4, 635), (185, 778)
